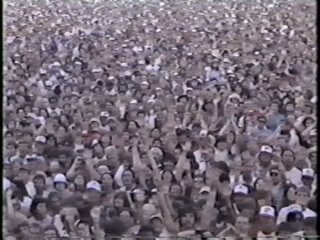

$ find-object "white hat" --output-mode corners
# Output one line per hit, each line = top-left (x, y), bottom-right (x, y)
(91, 139), (100, 147)
(199, 186), (210, 194)
(4, 178), (11, 192)
(90, 118), (100, 124)
(130, 99), (138, 104)
(75, 144), (85, 152)
(35, 136), (46, 144)
(100, 112), (109, 118)
(133, 188), (145, 194)
(92, 68), (103, 73)
(151, 188), (158, 193)
(233, 184), (249, 195)
(310, 129), (316, 136)
(149, 213), (163, 221)
(141, 81), (149, 86)
(260, 145), (273, 154)
(302, 168), (314, 178)
(259, 206), (275, 218)
(50, 62), (61, 68)
(53, 174), (67, 184)
(199, 130), (208, 137)
(86, 180), (101, 192)
(97, 165), (110, 175)
(45, 80), (53, 86)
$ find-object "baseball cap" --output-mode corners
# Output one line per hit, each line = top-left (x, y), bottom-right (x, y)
(302, 168), (314, 178)
(259, 206), (275, 218)
(100, 112), (109, 118)
(89, 118), (100, 124)
(53, 174), (67, 184)
(233, 184), (249, 195)
(92, 68), (103, 73)
(260, 145), (273, 154)
(149, 213), (163, 221)
(91, 139), (100, 147)
(86, 180), (102, 192)
(35, 136), (46, 144)
(199, 186), (210, 194)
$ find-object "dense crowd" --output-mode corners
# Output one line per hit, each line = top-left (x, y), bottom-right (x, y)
(4, 0), (317, 239)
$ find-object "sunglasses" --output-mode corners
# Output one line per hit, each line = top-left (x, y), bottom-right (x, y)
(270, 172), (279, 177)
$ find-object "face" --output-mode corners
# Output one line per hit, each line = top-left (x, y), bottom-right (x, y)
(295, 191), (310, 206)
(270, 170), (281, 184)
(170, 184), (182, 197)
(102, 173), (113, 185)
(216, 141), (227, 151)
(151, 218), (163, 233)
(120, 210), (133, 226)
(33, 178), (45, 190)
(235, 216), (250, 233)
(255, 179), (265, 191)
(44, 229), (57, 239)
(122, 170), (134, 185)
(54, 182), (66, 191)
(181, 213), (195, 228)
(282, 150), (294, 168)
(76, 223), (90, 237)
(287, 187), (297, 202)
(162, 171), (173, 183)
(74, 175), (85, 186)
(36, 202), (47, 215)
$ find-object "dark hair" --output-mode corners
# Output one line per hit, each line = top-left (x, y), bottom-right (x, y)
(30, 198), (47, 219)
(277, 222), (298, 234)
(113, 192), (130, 208)
(287, 211), (304, 222)
(161, 170), (177, 183)
(281, 183), (297, 208)
(46, 134), (58, 146)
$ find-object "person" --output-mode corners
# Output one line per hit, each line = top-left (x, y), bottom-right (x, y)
(4, 0), (316, 239)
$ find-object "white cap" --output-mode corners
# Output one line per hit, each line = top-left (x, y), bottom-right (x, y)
(100, 112), (109, 118)
(90, 118), (100, 124)
(199, 186), (210, 194)
(133, 188), (145, 194)
(141, 81), (149, 86)
(310, 129), (316, 136)
(97, 165), (110, 175)
(4, 178), (11, 192)
(50, 62), (61, 68)
(149, 213), (163, 221)
(151, 188), (158, 193)
(86, 180), (101, 192)
(199, 130), (208, 137)
(259, 206), (275, 218)
(35, 136), (46, 144)
(53, 174), (67, 184)
(260, 145), (273, 154)
(45, 80), (53, 86)
(91, 139), (99, 147)
(233, 184), (249, 195)
(92, 68), (103, 73)
(130, 99), (138, 104)
(75, 144), (85, 152)
(302, 168), (314, 178)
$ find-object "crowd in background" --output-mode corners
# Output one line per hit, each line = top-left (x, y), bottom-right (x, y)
(4, 0), (317, 239)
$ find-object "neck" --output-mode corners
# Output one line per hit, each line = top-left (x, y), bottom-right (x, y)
(284, 165), (293, 171)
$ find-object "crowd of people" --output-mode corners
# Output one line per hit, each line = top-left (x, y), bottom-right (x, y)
(4, 0), (317, 239)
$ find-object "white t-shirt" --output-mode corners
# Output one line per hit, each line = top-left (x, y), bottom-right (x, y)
(277, 204), (317, 225)
(193, 150), (207, 173)
(285, 167), (302, 186)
